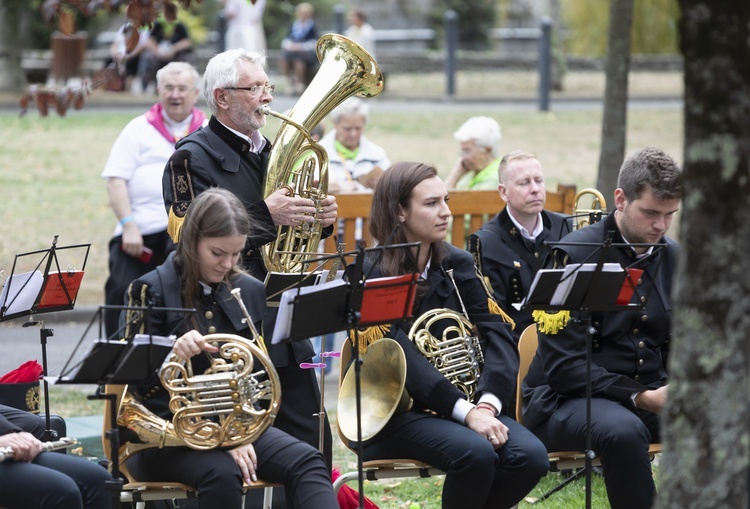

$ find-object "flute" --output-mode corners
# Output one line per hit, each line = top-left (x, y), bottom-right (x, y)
(0, 436), (78, 462)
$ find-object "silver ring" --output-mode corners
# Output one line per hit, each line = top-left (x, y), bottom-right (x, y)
(488, 435), (496, 442)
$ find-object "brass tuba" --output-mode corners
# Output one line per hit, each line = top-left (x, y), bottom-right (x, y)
(117, 288), (281, 463)
(572, 188), (608, 230)
(261, 34), (383, 273)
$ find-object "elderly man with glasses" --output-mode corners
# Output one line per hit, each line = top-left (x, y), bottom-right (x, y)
(161, 49), (338, 502)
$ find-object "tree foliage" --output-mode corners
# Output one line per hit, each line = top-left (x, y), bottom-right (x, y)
(656, 1), (750, 507)
(563, 0), (679, 56)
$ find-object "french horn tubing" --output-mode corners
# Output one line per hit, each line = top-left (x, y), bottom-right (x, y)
(572, 188), (607, 230)
(117, 287), (281, 463)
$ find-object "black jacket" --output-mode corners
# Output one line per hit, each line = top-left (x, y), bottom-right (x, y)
(468, 208), (571, 337)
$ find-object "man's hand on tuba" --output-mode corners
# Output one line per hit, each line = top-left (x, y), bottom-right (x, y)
(173, 330), (219, 360)
(316, 194), (338, 228)
(265, 188), (319, 226)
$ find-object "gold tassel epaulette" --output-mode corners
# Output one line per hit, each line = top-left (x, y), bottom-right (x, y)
(167, 208), (185, 244)
(166, 151), (196, 244)
(532, 309), (571, 334)
(487, 297), (516, 330)
(348, 324), (391, 354)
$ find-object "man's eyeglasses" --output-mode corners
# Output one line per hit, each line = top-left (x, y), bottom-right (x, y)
(225, 85), (275, 95)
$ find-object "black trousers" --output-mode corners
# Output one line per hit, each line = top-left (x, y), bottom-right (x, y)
(362, 412), (549, 509)
(126, 426), (337, 509)
(0, 405), (112, 509)
(104, 230), (172, 338)
(533, 398), (660, 509)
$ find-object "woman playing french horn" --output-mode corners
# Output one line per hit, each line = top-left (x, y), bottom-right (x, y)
(351, 162), (549, 509)
(121, 189), (337, 508)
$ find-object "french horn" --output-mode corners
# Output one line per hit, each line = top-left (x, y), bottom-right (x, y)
(572, 188), (607, 230)
(117, 288), (281, 463)
(261, 33), (383, 273)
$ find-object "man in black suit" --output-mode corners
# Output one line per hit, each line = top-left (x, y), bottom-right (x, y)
(0, 404), (112, 508)
(522, 147), (681, 509)
(468, 150), (570, 340)
(162, 48), (338, 479)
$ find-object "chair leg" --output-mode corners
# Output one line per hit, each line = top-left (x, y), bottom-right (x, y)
(263, 486), (274, 509)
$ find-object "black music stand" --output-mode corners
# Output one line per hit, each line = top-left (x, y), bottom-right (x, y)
(523, 235), (666, 509)
(272, 240), (420, 509)
(0, 236), (90, 441)
(54, 303), (195, 509)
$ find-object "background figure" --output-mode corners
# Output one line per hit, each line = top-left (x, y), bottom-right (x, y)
(140, 19), (195, 93)
(0, 404), (113, 509)
(468, 150), (571, 340)
(349, 162), (549, 509)
(445, 116), (502, 190)
(121, 188), (338, 509)
(161, 49), (338, 483)
(280, 2), (318, 95)
(319, 97), (390, 193)
(344, 9), (376, 59)
(222, 0), (267, 53)
(105, 22), (150, 93)
(522, 147), (681, 509)
(102, 62), (205, 339)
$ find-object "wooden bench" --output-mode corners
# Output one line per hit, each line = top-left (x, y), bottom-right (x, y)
(320, 184), (577, 256)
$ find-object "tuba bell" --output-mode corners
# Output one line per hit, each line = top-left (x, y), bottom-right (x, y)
(261, 34), (383, 273)
(116, 288), (281, 463)
(572, 188), (608, 230)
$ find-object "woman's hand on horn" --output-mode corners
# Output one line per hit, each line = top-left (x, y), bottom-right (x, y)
(229, 443), (259, 485)
(173, 330), (219, 360)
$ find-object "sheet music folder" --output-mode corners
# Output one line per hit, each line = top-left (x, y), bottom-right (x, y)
(520, 242), (664, 312)
(0, 270), (85, 321)
(272, 272), (418, 344)
(57, 334), (175, 385)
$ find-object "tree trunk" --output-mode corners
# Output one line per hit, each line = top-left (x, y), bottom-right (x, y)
(655, 1), (750, 508)
(596, 0), (633, 200)
(0, 0), (27, 91)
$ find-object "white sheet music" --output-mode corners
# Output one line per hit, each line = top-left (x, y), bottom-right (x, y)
(272, 278), (347, 345)
(0, 270), (43, 317)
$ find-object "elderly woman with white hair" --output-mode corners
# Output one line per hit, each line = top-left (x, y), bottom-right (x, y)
(445, 116), (502, 190)
(319, 97), (391, 192)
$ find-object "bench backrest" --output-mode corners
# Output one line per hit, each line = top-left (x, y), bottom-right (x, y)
(320, 183), (577, 255)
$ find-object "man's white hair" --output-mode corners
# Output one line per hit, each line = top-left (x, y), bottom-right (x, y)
(202, 49), (267, 114)
(453, 116), (502, 157)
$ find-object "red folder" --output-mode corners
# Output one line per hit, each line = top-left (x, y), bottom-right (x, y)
(616, 268), (643, 305)
(38, 271), (84, 309)
(359, 273), (418, 325)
